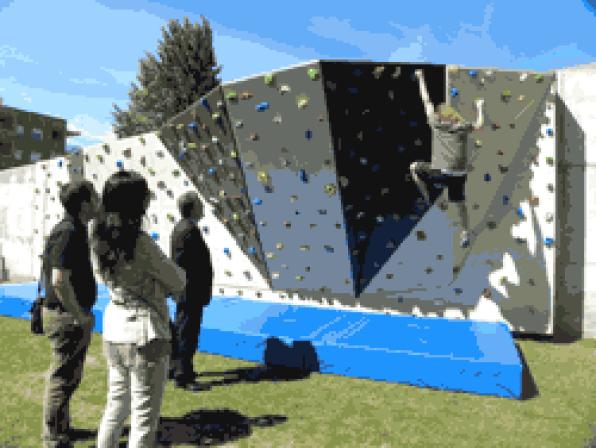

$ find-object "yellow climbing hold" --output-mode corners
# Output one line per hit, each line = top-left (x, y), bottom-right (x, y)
(296, 94), (309, 109)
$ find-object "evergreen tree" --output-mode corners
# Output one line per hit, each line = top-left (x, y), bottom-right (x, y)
(112, 16), (221, 137)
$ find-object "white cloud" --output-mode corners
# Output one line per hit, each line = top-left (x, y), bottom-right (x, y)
(68, 114), (117, 146)
(20, 92), (32, 103)
(100, 66), (137, 86)
(69, 77), (107, 86)
(0, 44), (36, 66)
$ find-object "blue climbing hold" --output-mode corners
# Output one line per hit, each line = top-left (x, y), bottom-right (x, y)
(305, 129), (313, 140)
(469, 70), (478, 77)
(223, 247), (230, 255)
(256, 102), (269, 111)
(208, 167), (216, 175)
(299, 169), (308, 183)
(150, 232), (159, 241)
(502, 195), (509, 205)
(57, 160), (63, 167)
(544, 237), (554, 247)
(248, 247), (256, 255)
(454, 288), (463, 294)
(116, 160), (123, 169)
(484, 173), (491, 182)
(450, 87), (459, 97)
(200, 98), (209, 109)
(187, 122), (198, 130)
(546, 128), (554, 137)
(517, 207), (524, 218)
(253, 198), (263, 205)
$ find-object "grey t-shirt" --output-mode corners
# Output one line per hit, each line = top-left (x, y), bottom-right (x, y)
(430, 121), (473, 172)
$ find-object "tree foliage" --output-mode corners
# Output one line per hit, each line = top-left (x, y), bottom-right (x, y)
(112, 16), (221, 138)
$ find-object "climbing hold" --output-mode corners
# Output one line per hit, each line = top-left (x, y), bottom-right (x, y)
(530, 196), (540, 207)
(257, 171), (270, 184)
(167, 213), (175, 223)
(232, 212), (240, 221)
(223, 248), (231, 256)
(546, 128), (554, 137)
(498, 165), (508, 173)
(103, 144), (110, 154)
(290, 195), (298, 203)
(273, 113), (282, 124)
(307, 67), (319, 80)
(517, 207), (525, 218)
(225, 90), (237, 101)
(299, 169), (308, 183)
(299, 245), (310, 252)
(450, 87), (459, 97)
(275, 242), (284, 250)
(501, 90), (512, 100)
(296, 94), (309, 109)
(279, 84), (291, 94)
(264, 73), (275, 85)
(248, 247), (256, 255)
(187, 122), (198, 131)
(116, 160), (123, 169)
(248, 133), (258, 141)
(520, 73), (528, 82)
(266, 252), (275, 259)
(240, 91), (253, 100)
(534, 74), (544, 82)
(208, 167), (216, 175)
(150, 232), (159, 241)
(230, 150), (238, 158)
(283, 221), (291, 229)
(324, 245), (334, 253)
(256, 102), (269, 112)
(468, 70), (478, 77)
(172, 169), (180, 177)
(518, 95), (525, 102)
(416, 231), (427, 241)
(497, 149), (504, 156)
(295, 275), (305, 281)
(253, 198), (263, 205)
(305, 129), (312, 140)
(211, 112), (221, 121)
(502, 195), (509, 205)
(96, 154), (104, 163)
(324, 183), (337, 196)
(475, 139), (482, 148)
(372, 66), (385, 78)
(484, 173), (491, 182)
(545, 237), (554, 247)
(545, 212), (554, 223)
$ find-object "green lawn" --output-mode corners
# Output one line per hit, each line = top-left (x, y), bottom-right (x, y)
(0, 316), (595, 447)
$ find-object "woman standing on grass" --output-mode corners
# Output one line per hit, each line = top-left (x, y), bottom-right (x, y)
(91, 170), (186, 447)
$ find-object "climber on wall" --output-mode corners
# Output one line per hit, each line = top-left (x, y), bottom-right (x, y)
(410, 69), (485, 249)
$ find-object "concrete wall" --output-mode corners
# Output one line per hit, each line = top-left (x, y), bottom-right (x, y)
(556, 63), (596, 339)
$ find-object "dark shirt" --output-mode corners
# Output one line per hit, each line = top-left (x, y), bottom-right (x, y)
(170, 218), (213, 304)
(43, 215), (97, 313)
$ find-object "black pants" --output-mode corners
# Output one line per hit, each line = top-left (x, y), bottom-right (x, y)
(170, 301), (205, 383)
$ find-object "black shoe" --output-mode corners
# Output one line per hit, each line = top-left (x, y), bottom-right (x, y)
(175, 380), (211, 392)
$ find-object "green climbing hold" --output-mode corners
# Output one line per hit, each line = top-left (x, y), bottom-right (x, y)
(324, 183), (337, 196)
(187, 142), (197, 149)
(307, 67), (319, 80)
(225, 90), (237, 101)
(172, 169), (180, 177)
(176, 123), (184, 130)
(264, 73), (274, 85)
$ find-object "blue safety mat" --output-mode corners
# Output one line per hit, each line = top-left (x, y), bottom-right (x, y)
(0, 281), (522, 398)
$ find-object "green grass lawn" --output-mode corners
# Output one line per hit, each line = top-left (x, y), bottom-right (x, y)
(0, 316), (595, 447)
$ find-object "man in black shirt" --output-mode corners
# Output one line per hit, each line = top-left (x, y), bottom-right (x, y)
(169, 191), (213, 392)
(41, 180), (99, 448)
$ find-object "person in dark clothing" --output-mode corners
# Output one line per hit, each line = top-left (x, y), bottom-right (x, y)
(41, 180), (99, 448)
(169, 191), (213, 391)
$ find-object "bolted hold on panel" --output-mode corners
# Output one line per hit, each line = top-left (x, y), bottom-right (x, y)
(187, 122), (198, 131)
(307, 68), (319, 80)
(296, 94), (309, 109)
(116, 160), (123, 169)
(450, 87), (459, 97)
(299, 169), (308, 183)
(544, 237), (554, 248)
(256, 102), (269, 112)
(264, 73), (274, 85)
(253, 197), (263, 205)
(151, 232), (159, 241)
(248, 247), (256, 255)
(225, 90), (237, 101)
(324, 183), (337, 196)
(305, 129), (313, 140)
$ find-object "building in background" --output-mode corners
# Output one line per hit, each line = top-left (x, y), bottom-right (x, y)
(0, 98), (80, 170)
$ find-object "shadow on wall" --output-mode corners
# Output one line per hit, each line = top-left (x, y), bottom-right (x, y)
(553, 95), (585, 341)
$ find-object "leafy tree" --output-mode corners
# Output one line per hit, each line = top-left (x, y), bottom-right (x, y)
(112, 16), (221, 138)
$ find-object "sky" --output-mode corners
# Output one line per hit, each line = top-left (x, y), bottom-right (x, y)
(0, 0), (594, 148)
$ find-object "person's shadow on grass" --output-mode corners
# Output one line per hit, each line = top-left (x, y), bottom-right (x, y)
(156, 409), (287, 446)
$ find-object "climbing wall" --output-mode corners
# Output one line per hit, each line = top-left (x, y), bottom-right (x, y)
(81, 133), (270, 290)
(158, 87), (271, 288)
(364, 67), (557, 333)
(218, 61), (445, 299)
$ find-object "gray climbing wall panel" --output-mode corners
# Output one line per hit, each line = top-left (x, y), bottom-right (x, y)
(159, 86), (271, 288)
(363, 67), (557, 333)
(223, 62), (355, 295)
